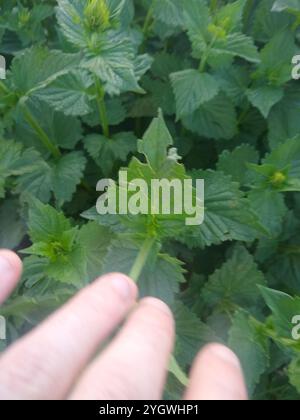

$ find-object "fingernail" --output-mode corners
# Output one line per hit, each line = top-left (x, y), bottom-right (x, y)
(111, 274), (137, 299)
(211, 344), (241, 369)
(141, 297), (173, 317)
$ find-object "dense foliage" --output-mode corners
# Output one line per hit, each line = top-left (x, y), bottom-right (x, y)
(1, 0), (300, 400)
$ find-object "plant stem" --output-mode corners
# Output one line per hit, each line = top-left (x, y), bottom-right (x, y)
(210, 0), (219, 14)
(169, 355), (189, 387)
(21, 102), (61, 159)
(199, 35), (218, 73)
(0, 81), (9, 95)
(129, 237), (156, 282)
(94, 76), (110, 138)
(142, 5), (154, 35)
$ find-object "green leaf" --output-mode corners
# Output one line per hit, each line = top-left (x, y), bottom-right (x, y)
(248, 189), (287, 237)
(174, 301), (218, 367)
(217, 144), (259, 185)
(228, 310), (270, 396)
(268, 88), (300, 148)
(0, 138), (23, 198)
(102, 238), (185, 305)
(153, 0), (185, 28)
(0, 199), (25, 249)
(10, 46), (80, 97)
(182, 94), (237, 140)
(202, 246), (265, 311)
(272, 0), (300, 13)
(288, 356), (300, 393)
(85, 132), (137, 175)
(51, 151), (87, 203)
(182, 170), (265, 248)
(253, 30), (297, 86)
(35, 69), (94, 117)
(260, 286), (300, 339)
(170, 69), (219, 119)
(27, 200), (72, 243)
(16, 98), (83, 152)
(138, 110), (173, 172)
(212, 33), (260, 64)
(77, 222), (113, 282)
(247, 85), (284, 118)
(15, 150), (86, 204)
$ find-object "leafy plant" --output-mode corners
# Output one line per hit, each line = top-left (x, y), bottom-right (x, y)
(1, 0), (300, 400)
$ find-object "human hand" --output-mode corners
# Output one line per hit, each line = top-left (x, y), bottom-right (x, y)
(0, 250), (248, 400)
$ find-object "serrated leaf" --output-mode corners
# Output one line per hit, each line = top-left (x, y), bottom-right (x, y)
(15, 98), (83, 152)
(260, 286), (300, 339)
(217, 144), (259, 185)
(182, 94), (237, 140)
(182, 170), (266, 248)
(249, 189), (287, 237)
(0, 138), (23, 198)
(102, 238), (185, 305)
(171, 69), (219, 119)
(229, 310), (270, 396)
(10, 46), (80, 96)
(202, 246), (266, 311)
(288, 356), (300, 393)
(247, 85), (284, 118)
(35, 69), (94, 117)
(153, 0), (185, 28)
(138, 111), (173, 171)
(85, 131), (136, 175)
(0, 199), (25, 249)
(272, 0), (300, 12)
(174, 301), (218, 367)
(268, 88), (300, 148)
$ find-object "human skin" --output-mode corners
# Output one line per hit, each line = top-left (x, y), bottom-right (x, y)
(0, 250), (248, 400)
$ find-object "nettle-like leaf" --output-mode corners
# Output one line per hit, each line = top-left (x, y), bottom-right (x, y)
(22, 200), (112, 285)
(10, 46), (80, 98)
(56, 0), (152, 96)
(272, 0), (300, 13)
(180, 170), (265, 248)
(170, 69), (219, 119)
(202, 246), (266, 312)
(182, 93), (238, 140)
(152, 0), (185, 28)
(184, 0), (259, 65)
(84, 112), (201, 237)
(228, 310), (270, 396)
(249, 137), (300, 192)
(260, 286), (300, 339)
(85, 131), (137, 176)
(14, 148), (87, 204)
(15, 98), (83, 153)
(217, 144), (259, 185)
(268, 87), (300, 148)
(0, 138), (23, 198)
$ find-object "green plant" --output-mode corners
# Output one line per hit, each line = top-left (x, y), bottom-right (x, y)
(1, 0), (300, 400)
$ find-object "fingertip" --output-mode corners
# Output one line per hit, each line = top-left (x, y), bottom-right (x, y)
(95, 272), (138, 301)
(0, 250), (23, 304)
(0, 250), (23, 277)
(200, 343), (242, 370)
(185, 343), (248, 401)
(140, 297), (174, 319)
